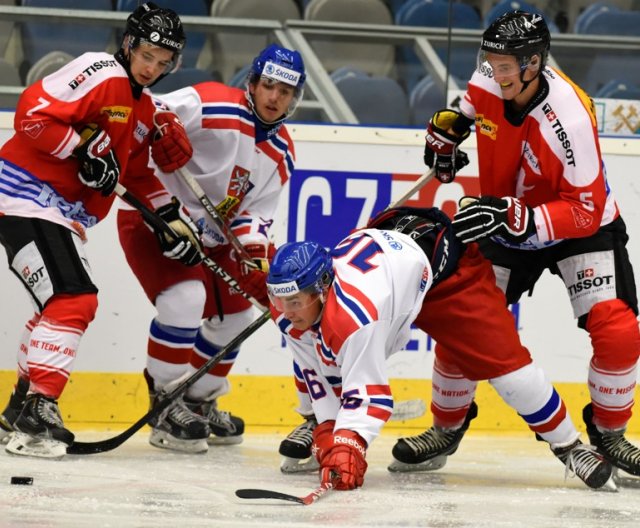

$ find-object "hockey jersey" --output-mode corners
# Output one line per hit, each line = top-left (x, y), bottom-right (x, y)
(0, 52), (166, 238)
(146, 82), (295, 248)
(273, 229), (432, 446)
(460, 66), (619, 248)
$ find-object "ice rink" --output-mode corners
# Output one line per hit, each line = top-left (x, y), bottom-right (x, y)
(1, 431), (639, 528)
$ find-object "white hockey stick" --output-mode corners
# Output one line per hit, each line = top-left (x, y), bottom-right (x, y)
(389, 398), (426, 421)
(385, 167), (436, 211)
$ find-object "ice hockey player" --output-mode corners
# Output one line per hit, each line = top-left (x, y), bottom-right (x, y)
(266, 207), (615, 491)
(412, 10), (640, 479)
(0, 2), (200, 457)
(116, 44), (305, 452)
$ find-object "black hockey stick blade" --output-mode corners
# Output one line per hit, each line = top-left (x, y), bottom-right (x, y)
(67, 310), (272, 455)
(236, 480), (335, 506)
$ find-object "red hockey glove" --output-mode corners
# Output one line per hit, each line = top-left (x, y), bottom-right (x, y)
(311, 420), (336, 462)
(241, 242), (276, 274)
(318, 429), (368, 491)
(234, 242), (276, 307)
(152, 111), (193, 172)
(74, 124), (120, 196)
(424, 109), (470, 183)
(452, 195), (536, 244)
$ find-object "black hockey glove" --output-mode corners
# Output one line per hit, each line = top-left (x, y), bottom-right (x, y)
(424, 109), (471, 183)
(153, 197), (204, 266)
(452, 196), (536, 244)
(74, 124), (120, 196)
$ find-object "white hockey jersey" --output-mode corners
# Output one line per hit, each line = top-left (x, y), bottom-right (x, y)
(141, 82), (295, 248)
(273, 229), (432, 446)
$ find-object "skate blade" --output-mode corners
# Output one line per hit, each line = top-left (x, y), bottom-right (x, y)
(149, 431), (209, 454)
(387, 455), (448, 473)
(280, 456), (320, 474)
(207, 435), (243, 446)
(600, 475), (618, 492)
(612, 467), (640, 489)
(5, 432), (67, 458)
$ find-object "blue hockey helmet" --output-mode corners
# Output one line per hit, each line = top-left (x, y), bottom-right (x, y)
(246, 44), (306, 124)
(267, 242), (334, 306)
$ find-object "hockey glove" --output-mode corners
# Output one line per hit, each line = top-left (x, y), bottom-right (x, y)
(153, 197), (204, 266)
(234, 242), (276, 307)
(74, 124), (120, 196)
(311, 420), (336, 462)
(318, 429), (368, 491)
(424, 109), (471, 183)
(151, 111), (193, 172)
(452, 196), (536, 244)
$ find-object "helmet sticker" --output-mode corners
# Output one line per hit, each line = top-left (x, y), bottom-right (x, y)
(262, 60), (302, 87)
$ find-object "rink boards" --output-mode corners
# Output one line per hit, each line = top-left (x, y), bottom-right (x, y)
(0, 114), (639, 433)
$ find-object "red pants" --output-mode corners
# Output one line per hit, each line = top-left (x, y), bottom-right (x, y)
(415, 243), (532, 381)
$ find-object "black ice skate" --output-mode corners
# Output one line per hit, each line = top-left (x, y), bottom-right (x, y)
(149, 394), (211, 453)
(583, 403), (640, 477)
(551, 438), (616, 491)
(388, 401), (478, 472)
(0, 377), (29, 443)
(279, 416), (319, 473)
(189, 399), (244, 445)
(5, 393), (74, 458)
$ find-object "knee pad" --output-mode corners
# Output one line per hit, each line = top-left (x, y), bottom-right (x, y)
(587, 299), (640, 370)
(41, 293), (98, 331)
(156, 280), (206, 328)
(201, 308), (256, 344)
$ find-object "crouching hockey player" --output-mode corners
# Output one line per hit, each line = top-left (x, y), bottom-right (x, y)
(267, 207), (615, 491)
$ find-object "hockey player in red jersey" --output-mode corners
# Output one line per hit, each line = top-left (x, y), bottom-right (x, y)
(116, 44), (304, 452)
(402, 10), (640, 478)
(266, 207), (614, 491)
(0, 3), (202, 458)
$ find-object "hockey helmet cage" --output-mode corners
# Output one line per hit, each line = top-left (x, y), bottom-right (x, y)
(267, 242), (334, 301)
(125, 2), (185, 74)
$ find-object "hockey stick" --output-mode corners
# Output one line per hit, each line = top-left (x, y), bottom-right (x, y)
(176, 166), (259, 270)
(236, 478), (336, 506)
(389, 398), (426, 421)
(67, 309), (272, 455)
(114, 183), (265, 310)
(152, 110), (258, 271)
(385, 167), (435, 211)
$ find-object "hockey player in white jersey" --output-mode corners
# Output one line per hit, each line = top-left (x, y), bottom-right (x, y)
(266, 207), (614, 490)
(116, 44), (304, 452)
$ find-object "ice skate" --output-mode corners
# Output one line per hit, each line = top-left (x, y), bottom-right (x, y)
(0, 377), (28, 443)
(279, 416), (319, 473)
(583, 403), (640, 477)
(551, 437), (616, 491)
(189, 399), (244, 445)
(5, 393), (74, 458)
(149, 394), (210, 453)
(388, 401), (478, 472)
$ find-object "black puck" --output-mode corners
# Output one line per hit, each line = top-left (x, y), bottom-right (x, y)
(10, 476), (33, 485)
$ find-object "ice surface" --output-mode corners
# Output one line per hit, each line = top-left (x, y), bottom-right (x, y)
(1, 432), (639, 528)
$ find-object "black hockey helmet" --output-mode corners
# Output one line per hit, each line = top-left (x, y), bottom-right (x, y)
(124, 2), (185, 74)
(480, 11), (550, 69)
(367, 206), (463, 287)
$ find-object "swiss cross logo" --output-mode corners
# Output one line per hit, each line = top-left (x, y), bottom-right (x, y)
(577, 268), (595, 280)
(545, 109), (557, 121)
(21, 266), (30, 279)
